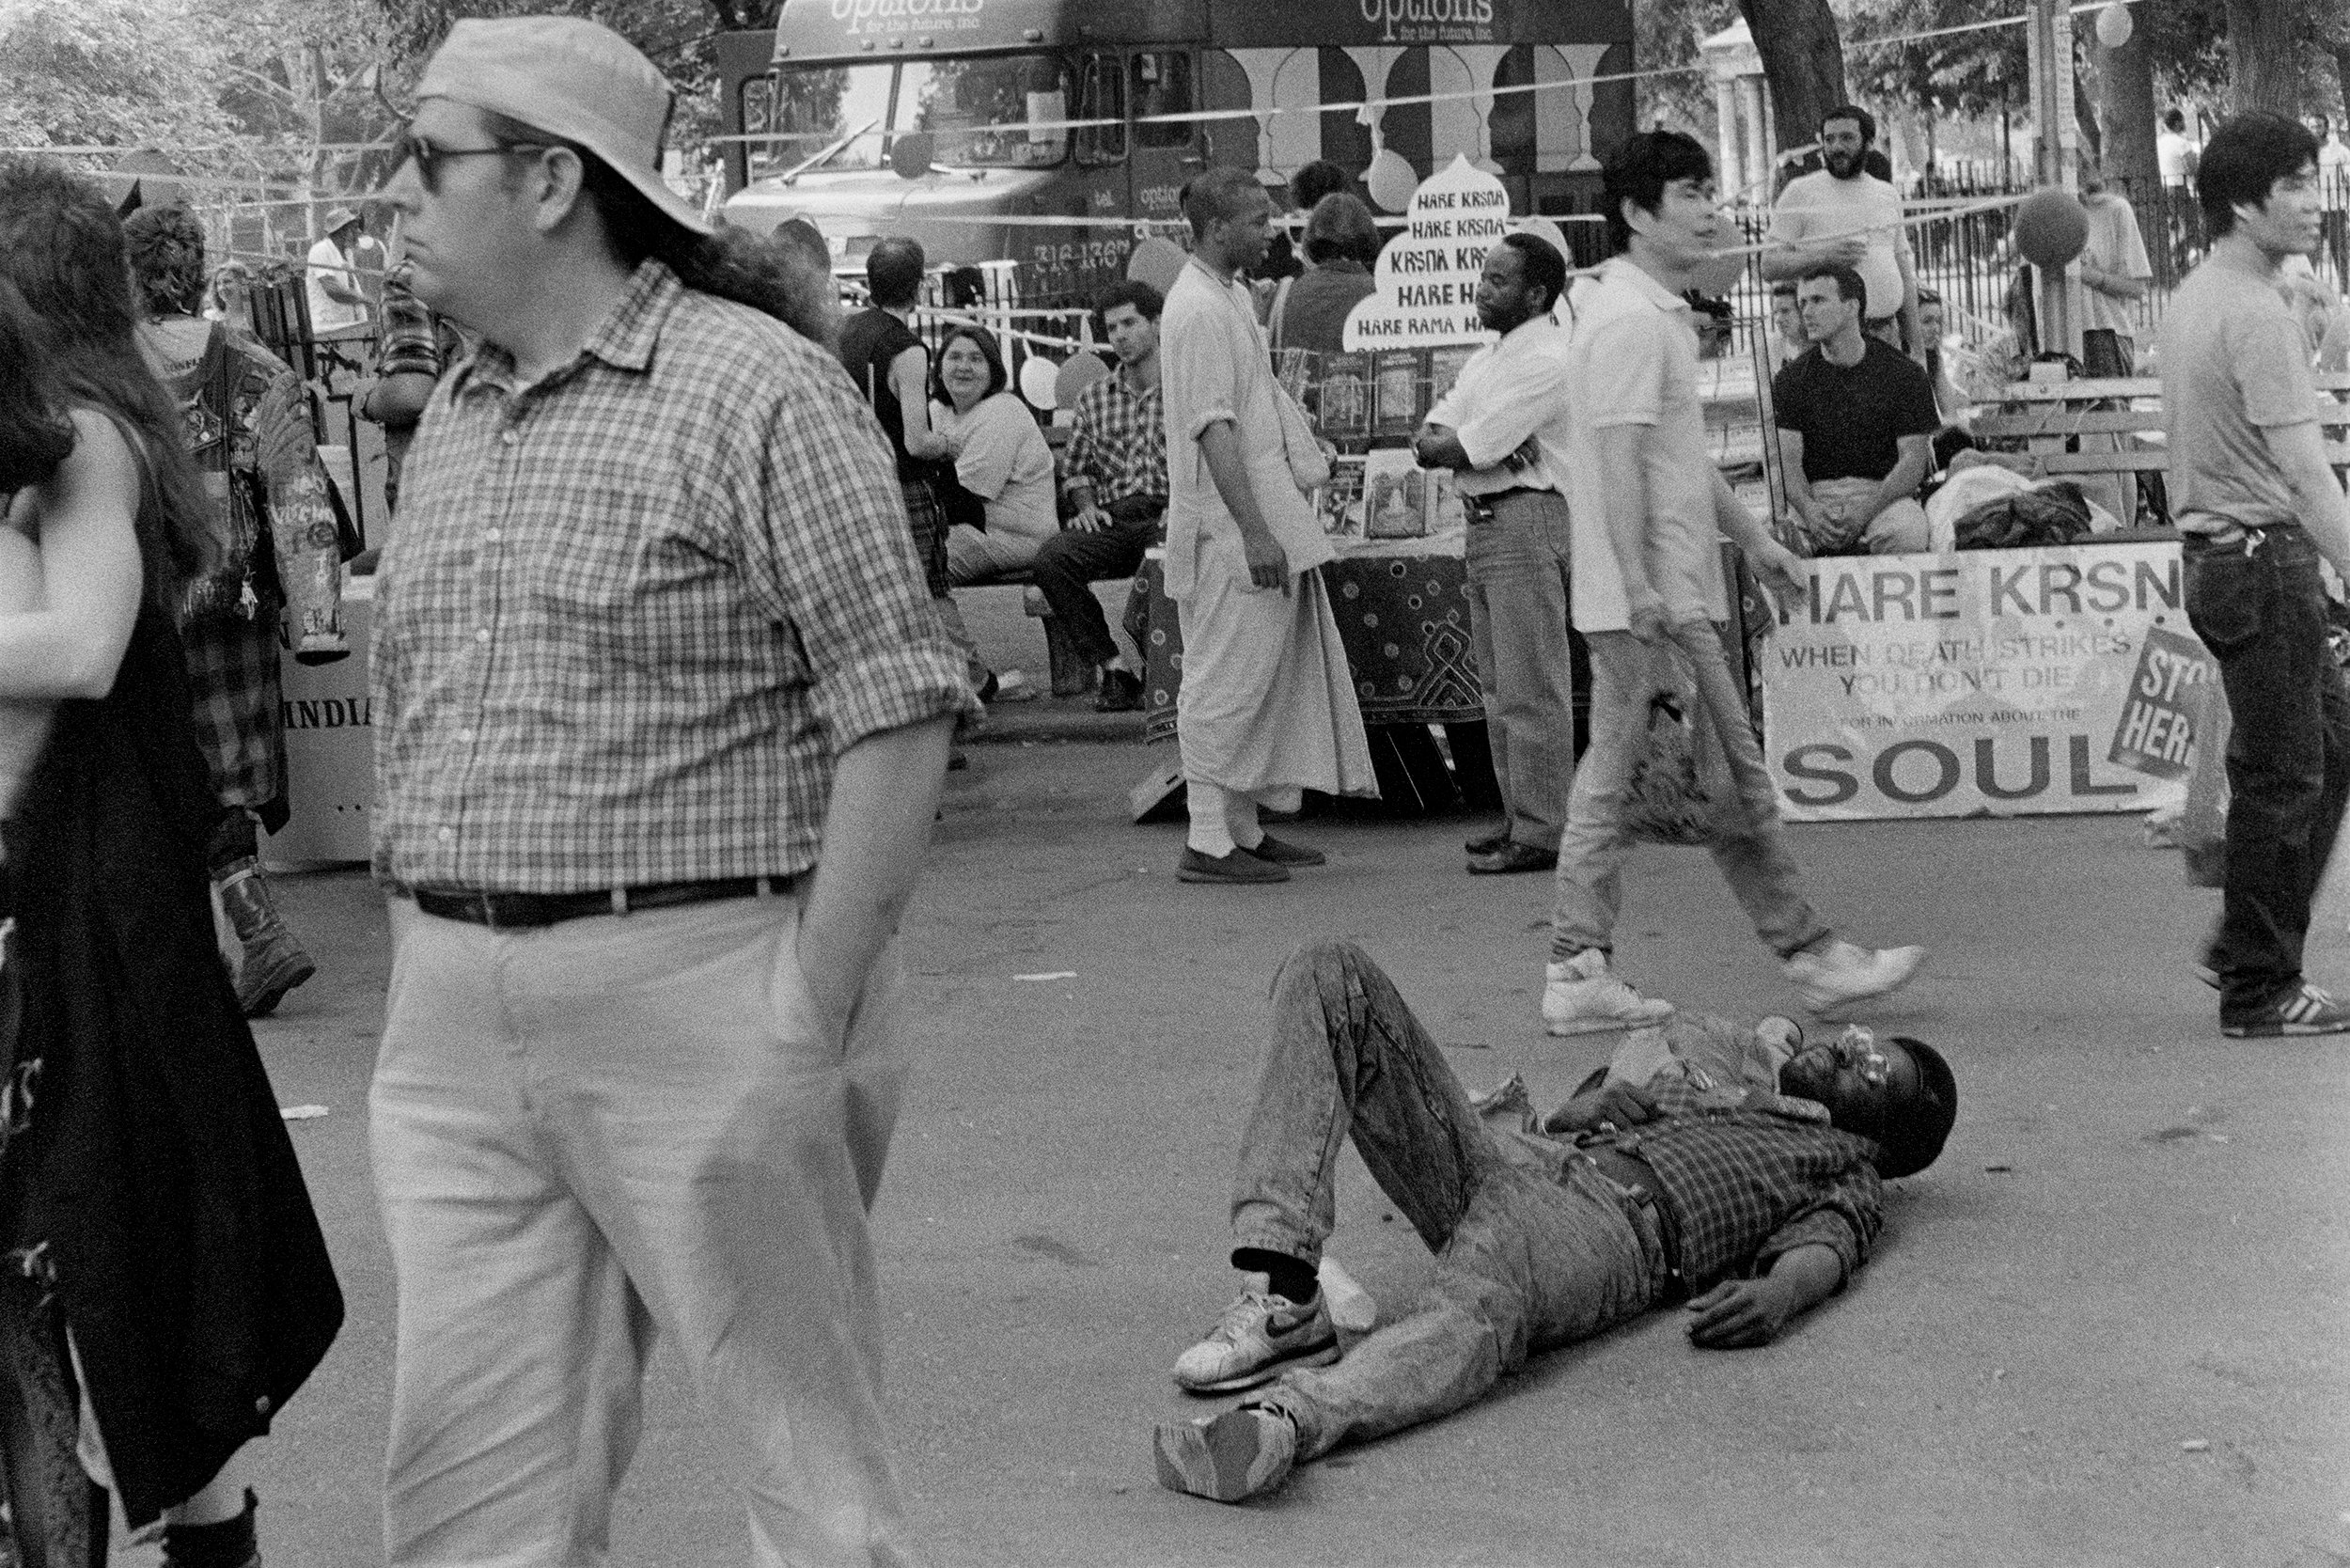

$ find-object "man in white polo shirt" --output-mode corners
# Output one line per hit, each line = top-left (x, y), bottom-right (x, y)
(1412, 230), (1578, 875)
(1544, 131), (1924, 1037)
(1763, 104), (1921, 361)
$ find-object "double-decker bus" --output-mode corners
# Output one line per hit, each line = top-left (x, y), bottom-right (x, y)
(713, 0), (1633, 305)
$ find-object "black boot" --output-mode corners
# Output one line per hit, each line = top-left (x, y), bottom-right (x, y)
(161, 1488), (258, 1568)
(214, 858), (314, 1017)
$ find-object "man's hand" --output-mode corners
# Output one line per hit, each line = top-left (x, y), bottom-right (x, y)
(1540, 1081), (1659, 1137)
(1244, 533), (1292, 593)
(1070, 502), (1112, 533)
(1684, 1277), (1800, 1348)
(1751, 540), (1809, 609)
(1627, 599), (1668, 645)
(1813, 235), (1868, 268)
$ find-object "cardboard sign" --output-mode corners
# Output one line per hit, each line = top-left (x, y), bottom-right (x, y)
(1761, 541), (2211, 821)
(1342, 155), (1508, 351)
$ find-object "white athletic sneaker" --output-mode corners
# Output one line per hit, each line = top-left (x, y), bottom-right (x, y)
(1541, 949), (1676, 1036)
(1783, 939), (1924, 1015)
(1171, 1290), (1339, 1394)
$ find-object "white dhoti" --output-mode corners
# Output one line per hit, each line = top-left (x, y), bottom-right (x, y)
(1176, 563), (1376, 855)
(1158, 258), (1378, 856)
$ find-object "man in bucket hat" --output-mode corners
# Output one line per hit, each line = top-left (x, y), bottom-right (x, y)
(368, 17), (967, 1565)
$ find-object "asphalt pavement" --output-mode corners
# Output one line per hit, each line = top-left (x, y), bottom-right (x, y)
(130, 734), (2350, 1568)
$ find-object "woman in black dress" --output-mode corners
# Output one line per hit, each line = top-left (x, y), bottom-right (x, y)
(0, 160), (342, 1568)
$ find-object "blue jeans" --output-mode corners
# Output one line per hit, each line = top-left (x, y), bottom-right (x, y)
(2184, 526), (2350, 1019)
(1231, 944), (1667, 1463)
(1550, 623), (1829, 961)
(1464, 494), (1576, 849)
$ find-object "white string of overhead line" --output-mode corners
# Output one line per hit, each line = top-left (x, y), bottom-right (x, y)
(704, 0), (2139, 148)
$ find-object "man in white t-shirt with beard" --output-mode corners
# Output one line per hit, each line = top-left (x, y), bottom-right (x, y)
(1763, 104), (1922, 362)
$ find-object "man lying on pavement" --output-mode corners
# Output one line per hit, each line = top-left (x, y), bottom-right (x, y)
(1152, 940), (1957, 1504)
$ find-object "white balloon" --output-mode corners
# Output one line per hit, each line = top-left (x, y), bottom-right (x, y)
(1367, 148), (1418, 213)
(1017, 354), (1060, 411)
(2095, 1), (2133, 49)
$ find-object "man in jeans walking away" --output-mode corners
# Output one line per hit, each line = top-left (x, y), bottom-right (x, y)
(369, 19), (965, 1563)
(1412, 231), (1579, 875)
(1543, 131), (1922, 1034)
(2161, 112), (2350, 1037)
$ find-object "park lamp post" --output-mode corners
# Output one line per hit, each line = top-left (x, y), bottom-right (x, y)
(2025, 0), (2088, 364)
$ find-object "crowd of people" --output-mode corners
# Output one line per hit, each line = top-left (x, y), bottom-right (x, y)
(0, 10), (2342, 1560)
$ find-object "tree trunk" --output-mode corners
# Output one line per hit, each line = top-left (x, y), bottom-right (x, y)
(2225, 0), (2300, 114)
(1734, 0), (1845, 189)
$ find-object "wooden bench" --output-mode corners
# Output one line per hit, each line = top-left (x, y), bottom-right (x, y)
(1970, 372), (2350, 524)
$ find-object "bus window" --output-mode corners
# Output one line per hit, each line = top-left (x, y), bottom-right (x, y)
(910, 55), (1072, 167)
(1132, 53), (1193, 149)
(765, 58), (1073, 174)
(740, 74), (783, 182)
(1077, 52), (1126, 165)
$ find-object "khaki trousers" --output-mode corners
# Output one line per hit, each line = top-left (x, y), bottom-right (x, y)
(372, 892), (912, 1568)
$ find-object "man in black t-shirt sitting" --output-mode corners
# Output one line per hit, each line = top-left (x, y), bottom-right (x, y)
(1773, 263), (1939, 556)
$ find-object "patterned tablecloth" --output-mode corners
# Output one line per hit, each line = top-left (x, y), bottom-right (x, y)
(1124, 538), (1486, 745)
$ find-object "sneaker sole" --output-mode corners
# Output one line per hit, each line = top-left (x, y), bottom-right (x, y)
(1176, 864), (1289, 885)
(1543, 1006), (1675, 1037)
(1152, 1416), (1284, 1502)
(1796, 956), (1924, 1015)
(2221, 1016), (2350, 1037)
(1175, 1338), (1340, 1395)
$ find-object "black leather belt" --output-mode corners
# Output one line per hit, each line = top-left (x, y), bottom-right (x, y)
(1462, 487), (1553, 522)
(404, 875), (790, 931)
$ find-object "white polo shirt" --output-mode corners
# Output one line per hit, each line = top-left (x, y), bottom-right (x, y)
(1564, 259), (1729, 633)
(1424, 313), (1572, 497)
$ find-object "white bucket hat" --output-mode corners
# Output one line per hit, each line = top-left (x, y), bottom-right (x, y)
(415, 16), (712, 237)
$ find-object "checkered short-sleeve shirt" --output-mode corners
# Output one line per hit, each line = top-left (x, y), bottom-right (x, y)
(371, 260), (970, 893)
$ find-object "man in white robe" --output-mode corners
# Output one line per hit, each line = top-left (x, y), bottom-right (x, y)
(1161, 168), (1377, 883)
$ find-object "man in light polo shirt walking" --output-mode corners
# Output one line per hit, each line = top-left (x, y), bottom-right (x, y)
(2161, 113), (2350, 1038)
(369, 18), (966, 1564)
(1763, 104), (1923, 361)
(1543, 131), (1923, 1037)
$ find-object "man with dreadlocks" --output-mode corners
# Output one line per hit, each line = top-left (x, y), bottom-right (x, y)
(122, 204), (346, 1018)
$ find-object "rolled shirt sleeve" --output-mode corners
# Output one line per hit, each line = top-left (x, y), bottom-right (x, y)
(1749, 1161), (1883, 1289)
(1450, 349), (1571, 472)
(739, 362), (975, 751)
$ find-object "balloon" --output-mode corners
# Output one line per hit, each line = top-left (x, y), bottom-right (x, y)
(1053, 349), (1112, 410)
(1511, 217), (1572, 268)
(1688, 248), (1748, 299)
(2094, 0), (2133, 49)
(1367, 147), (1418, 213)
(2013, 187), (2090, 270)
(1017, 354), (1061, 410)
(1125, 234), (1187, 296)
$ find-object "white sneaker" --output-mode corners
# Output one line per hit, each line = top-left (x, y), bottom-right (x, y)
(1171, 1290), (1339, 1393)
(1783, 939), (1923, 1015)
(1541, 949), (1676, 1036)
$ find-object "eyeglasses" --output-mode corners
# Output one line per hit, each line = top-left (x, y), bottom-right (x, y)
(388, 133), (548, 195)
(1833, 1027), (1891, 1089)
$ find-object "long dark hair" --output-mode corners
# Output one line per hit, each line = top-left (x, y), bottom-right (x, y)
(482, 112), (841, 350)
(0, 159), (213, 608)
(0, 279), (76, 494)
